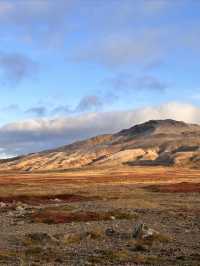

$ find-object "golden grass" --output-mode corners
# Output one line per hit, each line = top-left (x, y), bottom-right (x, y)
(63, 229), (103, 245)
(0, 166), (200, 198)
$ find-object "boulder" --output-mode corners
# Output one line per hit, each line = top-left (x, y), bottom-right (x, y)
(132, 223), (158, 240)
(132, 223), (170, 250)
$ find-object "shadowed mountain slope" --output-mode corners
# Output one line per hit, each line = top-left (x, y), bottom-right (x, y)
(1, 119), (200, 171)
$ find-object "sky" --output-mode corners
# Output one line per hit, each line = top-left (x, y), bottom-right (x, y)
(0, 0), (200, 157)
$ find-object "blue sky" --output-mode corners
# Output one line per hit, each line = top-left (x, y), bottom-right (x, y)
(0, 0), (200, 157)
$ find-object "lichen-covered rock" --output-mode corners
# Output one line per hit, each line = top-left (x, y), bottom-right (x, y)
(132, 223), (158, 240)
(132, 223), (170, 251)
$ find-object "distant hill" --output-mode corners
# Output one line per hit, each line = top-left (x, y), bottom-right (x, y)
(1, 119), (200, 171)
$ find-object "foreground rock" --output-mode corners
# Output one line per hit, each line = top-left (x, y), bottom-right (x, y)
(132, 223), (170, 250)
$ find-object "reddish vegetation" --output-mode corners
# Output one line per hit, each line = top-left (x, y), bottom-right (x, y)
(145, 182), (200, 193)
(0, 194), (99, 205)
(31, 211), (114, 224)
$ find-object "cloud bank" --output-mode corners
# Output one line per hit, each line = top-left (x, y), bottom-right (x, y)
(0, 102), (199, 158)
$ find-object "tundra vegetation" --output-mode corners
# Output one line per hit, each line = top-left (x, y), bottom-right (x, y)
(0, 166), (199, 265)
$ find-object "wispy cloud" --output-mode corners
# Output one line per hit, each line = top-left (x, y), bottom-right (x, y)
(136, 75), (168, 91)
(25, 106), (47, 117)
(0, 104), (20, 113)
(0, 0), (74, 47)
(76, 95), (103, 112)
(51, 105), (71, 115)
(103, 73), (168, 92)
(0, 52), (38, 84)
(21, 95), (104, 118)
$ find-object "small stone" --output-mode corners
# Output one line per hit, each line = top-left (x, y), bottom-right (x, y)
(16, 205), (25, 212)
(0, 202), (6, 208)
(53, 198), (62, 202)
(7, 211), (14, 217)
(105, 228), (115, 236)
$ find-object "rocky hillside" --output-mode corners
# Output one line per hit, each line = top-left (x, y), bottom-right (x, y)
(1, 119), (200, 171)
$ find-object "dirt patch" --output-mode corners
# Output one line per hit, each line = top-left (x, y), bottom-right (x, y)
(145, 182), (200, 193)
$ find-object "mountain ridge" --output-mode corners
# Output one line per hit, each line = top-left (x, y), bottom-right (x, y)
(1, 119), (200, 171)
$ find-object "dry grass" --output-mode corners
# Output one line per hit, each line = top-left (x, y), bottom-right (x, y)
(63, 229), (103, 245)
(0, 166), (200, 198)
(145, 182), (200, 193)
(87, 249), (163, 265)
(0, 250), (19, 264)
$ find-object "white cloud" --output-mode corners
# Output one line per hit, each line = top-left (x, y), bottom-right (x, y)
(0, 101), (199, 157)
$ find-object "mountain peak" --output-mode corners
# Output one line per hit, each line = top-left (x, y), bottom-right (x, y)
(148, 118), (185, 124)
(118, 119), (188, 136)
(142, 119), (188, 127)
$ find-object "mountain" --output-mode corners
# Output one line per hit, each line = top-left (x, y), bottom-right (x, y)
(1, 119), (200, 171)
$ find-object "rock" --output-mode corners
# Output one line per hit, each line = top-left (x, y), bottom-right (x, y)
(7, 211), (14, 217)
(132, 223), (158, 240)
(53, 198), (62, 203)
(105, 228), (116, 236)
(132, 223), (170, 251)
(0, 202), (6, 208)
(16, 202), (29, 209)
(26, 232), (52, 243)
(15, 208), (26, 218)
(132, 223), (144, 239)
(15, 205), (25, 212)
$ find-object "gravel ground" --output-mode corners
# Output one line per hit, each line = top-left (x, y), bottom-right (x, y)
(0, 187), (199, 266)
